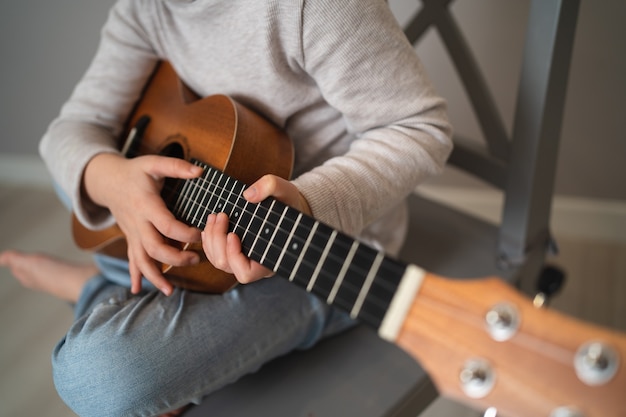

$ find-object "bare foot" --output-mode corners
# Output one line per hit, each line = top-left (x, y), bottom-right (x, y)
(0, 250), (97, 303)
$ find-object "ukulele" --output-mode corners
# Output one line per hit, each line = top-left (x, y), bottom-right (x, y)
(72, 61), (626, 417)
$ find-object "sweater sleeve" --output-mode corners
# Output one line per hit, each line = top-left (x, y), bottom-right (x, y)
(39, 0), (159, 230)
(291, 0), (453, 237)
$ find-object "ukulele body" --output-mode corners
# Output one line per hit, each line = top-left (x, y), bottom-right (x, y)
(72, 61), (294, 293)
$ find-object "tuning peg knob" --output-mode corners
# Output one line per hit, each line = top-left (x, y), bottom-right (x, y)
(459, 358), (495, 399)
(574, 341), (620, 386)
(485, 302), (519, 342)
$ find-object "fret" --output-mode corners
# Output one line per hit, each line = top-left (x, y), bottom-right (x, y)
(260, 202), (289, 267)
(332, 243), (379, 313)
(185, 164), (212, 222)
(327, 240), (359, 304)
(190, 170), (216, 227)
(281, 214), (332, 289)
(212, 172), (231, 214)
(231, 198), (251, 236)
(335, 250), (374, 311)
(172, 176), (193, 218)
(187, 176), (207, 225)
(350, 252), (384, 319)
(307, 231), (354, 300)
(222, 179), (245, 218)
(288, 221), (319, 282)
(239, 205), (260, 253)
(236, 196), (261, 248)
(172, 160), (203, 218)
(275, 210), (315, 281)
(273, 210), (303, 275)
(306, 229), (337, 292)
(189, 178), (206, 224)
(240, 199), (272, 256)
(356, 257), (406, 328)
(246, 199), (276, 260)
(202, 168), (220, 213)
(179, 176), (201, 223)
(183, 166), (207, 224)
(293, 220), (338, 291)
(198, 168), (218, 219)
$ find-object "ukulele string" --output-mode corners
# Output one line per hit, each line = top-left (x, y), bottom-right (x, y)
(121, 133), (613, 376)
(187, 165), (379, 279)
(119, 143), (401, 314)
(179, 163), (403, 313)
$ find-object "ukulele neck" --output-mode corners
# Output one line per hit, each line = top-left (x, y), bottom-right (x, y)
(166, 159), (419, 332)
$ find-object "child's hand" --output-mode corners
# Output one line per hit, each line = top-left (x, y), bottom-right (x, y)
(83, 153), (203, 295)
(201, 174), (311, 284)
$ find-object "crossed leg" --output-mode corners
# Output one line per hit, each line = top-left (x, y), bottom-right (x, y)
(0, 249), (189, 417)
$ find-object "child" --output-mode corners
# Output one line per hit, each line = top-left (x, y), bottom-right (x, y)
(1, 0), (452, 415)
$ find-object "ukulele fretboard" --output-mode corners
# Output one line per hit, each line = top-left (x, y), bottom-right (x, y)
(164, 159), (409, 330)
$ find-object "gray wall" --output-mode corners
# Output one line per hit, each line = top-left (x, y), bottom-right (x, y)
(2, 1), (625, 201)
(0, 0), (115, 154)
(388, 0), (626, 202)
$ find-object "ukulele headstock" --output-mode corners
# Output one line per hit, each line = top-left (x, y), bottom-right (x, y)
(394, 273), (626, 417)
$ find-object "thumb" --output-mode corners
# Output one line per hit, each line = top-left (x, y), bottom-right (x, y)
(243, 174), (311, 215)
(143, 156), (204, 180)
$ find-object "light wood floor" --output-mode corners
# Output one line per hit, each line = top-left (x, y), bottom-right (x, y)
(1, 182), (624, 417)
(0, 184), (86, 417)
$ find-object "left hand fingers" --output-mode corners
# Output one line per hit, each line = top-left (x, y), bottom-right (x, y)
(243, 175), (311, 215)
(225, 233), (274, 284)
(202, 213), (233, 273)
(202, 174), (306, 284)
(202, 213), (273, 283)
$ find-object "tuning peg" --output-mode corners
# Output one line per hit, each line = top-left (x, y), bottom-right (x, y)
(485, 302), (519, 342)
(533, 265), (566, 308)
(574, 341), (620, 386)
(459, 358), (495, 399)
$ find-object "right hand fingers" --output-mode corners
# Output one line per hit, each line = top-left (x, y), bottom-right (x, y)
(126, 217), (203, 295)
(148, 200), (202, 246)
(140, 219), (200, 268)
(114, 155), (203, 253)
(124, 219), (200, 289)
(138, 155), (203, 244)
(85, 154), (205, 294)
(127, 241), (174, 296)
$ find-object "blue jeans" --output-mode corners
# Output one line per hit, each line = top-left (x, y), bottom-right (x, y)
(51, 186), (355, 417)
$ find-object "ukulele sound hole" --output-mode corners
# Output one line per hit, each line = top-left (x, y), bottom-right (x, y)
(160, 141), (187, 214)
(160, 141), (185, 159)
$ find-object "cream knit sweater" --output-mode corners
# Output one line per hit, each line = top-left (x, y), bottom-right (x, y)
(40, 0), (452, 255)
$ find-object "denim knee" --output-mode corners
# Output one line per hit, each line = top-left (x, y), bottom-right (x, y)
(51, 279), (357, 416)
(52, 299), (183, 416)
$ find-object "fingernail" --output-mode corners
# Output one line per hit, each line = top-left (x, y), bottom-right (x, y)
(161, 286), (172, 296)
